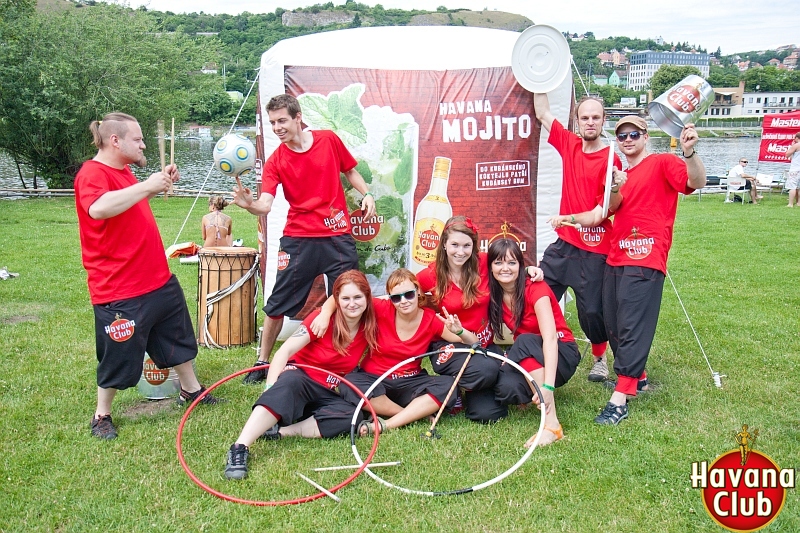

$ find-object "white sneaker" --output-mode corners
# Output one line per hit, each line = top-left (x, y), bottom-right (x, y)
(588, 357), (609, 382)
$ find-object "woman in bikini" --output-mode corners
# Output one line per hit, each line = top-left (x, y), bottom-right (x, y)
(201, 195), (233, 247)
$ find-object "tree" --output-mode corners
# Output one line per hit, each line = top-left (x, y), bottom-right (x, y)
(0, 5), (201, 188)
(648, 64), (703, 96)
(707, 64), (741, 88)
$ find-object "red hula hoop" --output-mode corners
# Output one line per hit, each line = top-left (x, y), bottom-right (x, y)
(177, 363), (380, 506)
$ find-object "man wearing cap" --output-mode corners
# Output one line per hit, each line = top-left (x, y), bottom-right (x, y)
(726, 157), (760, 204)
(549, 116), (706, 425)
(533, 93), (622, 383)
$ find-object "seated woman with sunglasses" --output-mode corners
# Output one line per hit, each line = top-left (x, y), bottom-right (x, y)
(488, 238), (581, 447)
(224, 270), (378, 480)
(315, 268), (476, 435)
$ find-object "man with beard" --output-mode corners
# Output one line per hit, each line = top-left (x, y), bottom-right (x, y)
(549, 116), (706, 424)
(533, 94), (622, 383)
(75, 112), (223, 441)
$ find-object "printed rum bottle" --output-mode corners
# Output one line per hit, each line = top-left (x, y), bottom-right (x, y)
(411, 156), (452, 273)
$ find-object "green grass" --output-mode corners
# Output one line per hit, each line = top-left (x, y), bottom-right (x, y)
(0, 195), (798, 532)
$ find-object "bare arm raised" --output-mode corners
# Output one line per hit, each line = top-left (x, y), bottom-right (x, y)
(533, 93), (556, 132)
(89, 164), (178, 220)
(680, 124), (707, 190)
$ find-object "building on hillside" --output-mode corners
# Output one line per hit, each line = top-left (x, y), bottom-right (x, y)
(626, 50), (709, 90)
(592, 75), (608, 86)
(783, 53), (797, 70)
(767, 58), (782, 67)
(703, 81), (745, 117)
(597, 49), (628, 68)
(737, 60), (751, 72)
(201, 63), (218, 74)
(742, 91), (800, 115)
(609, 70), (628, 87)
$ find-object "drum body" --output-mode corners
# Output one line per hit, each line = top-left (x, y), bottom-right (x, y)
(197, 246), (258, 347)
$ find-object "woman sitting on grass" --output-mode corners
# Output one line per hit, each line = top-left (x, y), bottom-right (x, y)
(338, 268), (477, 436)
(224, 270), (377, 480)
(201, 195), (232, 248)
(487, 238), (581, 447)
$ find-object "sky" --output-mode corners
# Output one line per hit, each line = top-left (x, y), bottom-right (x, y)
(123, 0), (797, 56)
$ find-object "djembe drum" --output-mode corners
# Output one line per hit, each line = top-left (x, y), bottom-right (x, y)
(197, 247), (258, 347)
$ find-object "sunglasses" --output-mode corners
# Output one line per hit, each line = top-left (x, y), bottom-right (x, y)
(616, 131), (643, 141)
(740, 160), (748, 164)
(389, 289), (417, 304)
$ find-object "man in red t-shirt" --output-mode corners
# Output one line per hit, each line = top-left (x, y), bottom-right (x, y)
(550, 116), (706, 425)
(233, 94), (376, 383)
(534, 93), (622, 383)
(75, 113), (223, 440)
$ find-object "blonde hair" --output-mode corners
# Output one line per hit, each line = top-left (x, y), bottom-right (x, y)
(89, 112), (138, 149)
(208, 195), (229, 211)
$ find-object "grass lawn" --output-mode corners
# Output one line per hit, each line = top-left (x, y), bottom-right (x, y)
(0, 193), (797, 532)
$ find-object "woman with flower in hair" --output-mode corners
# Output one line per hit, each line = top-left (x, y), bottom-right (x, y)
(487, 238), (581, 447)
(224, 270), (377, 480)
(416, 215), (543, 423)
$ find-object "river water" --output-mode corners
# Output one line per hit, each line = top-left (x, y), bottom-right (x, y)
(0, 135), (789, 191)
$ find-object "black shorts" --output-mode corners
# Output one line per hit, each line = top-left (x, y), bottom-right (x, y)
(340, 368), (458, 409)
(94, 275), (197, 390)
(265, 234), (358, 318)
(494, 334), (581, 406)
(427, 340), (501, 391)
(253, 367), (363, 439)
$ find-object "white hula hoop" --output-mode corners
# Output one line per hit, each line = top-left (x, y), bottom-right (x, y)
(349, 347), (546, 496)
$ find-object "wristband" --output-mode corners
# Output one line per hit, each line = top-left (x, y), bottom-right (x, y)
(683, 150), (695, 159)
(264, 383), (273, 392)
(611, 185), (620, 193)
(541, 383), (555, 392)
(570, 215), (576, 224)
(364, 191), (373, 198)
(455, 328), (464, 336)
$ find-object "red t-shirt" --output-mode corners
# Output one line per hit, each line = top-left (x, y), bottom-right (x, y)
(417, 252), (493, 346)
(502, 279), (575, 343)
(288, 309), (367, 390)
(74, 160), (171, 305)
(261, 130), (357, 237)
(361, 299), (444, 376)
(607, 153), (695, 273)
(548, 119), (621, 254)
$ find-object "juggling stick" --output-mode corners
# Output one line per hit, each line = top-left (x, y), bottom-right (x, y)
(157, 120), (167, 201)
(422, 343), (480, 440)
(296, 473), (341, 503)
(561, 220), (582, 230)
(165, 117), (175, 200)
(313, 461), (401, 472)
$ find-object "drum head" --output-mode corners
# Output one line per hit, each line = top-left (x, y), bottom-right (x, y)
(511, 24), (571, 94)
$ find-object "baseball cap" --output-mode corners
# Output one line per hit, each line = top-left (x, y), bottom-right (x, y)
(614, 116), (648, 134)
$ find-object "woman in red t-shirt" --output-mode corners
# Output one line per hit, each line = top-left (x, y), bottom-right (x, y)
(416, 216), (544, 423)
(224, 270), (377, 480)
(487, 239), (581, 447)
(338, 268), (477, 436)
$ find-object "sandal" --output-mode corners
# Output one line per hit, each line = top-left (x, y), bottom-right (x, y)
(526, 424), (564, 448)
(358, 417), (386, 437)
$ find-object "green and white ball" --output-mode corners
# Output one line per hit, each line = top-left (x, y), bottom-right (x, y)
(213, 133), (255, 177)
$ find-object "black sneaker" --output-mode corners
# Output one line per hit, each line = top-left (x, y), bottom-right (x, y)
(242, 360), (269, 384)
(258, 423), (282, 441)
(224, 443), (249, 480)
(90, 414), (118, 440)
(594, 402), (629, 425)
(177, 386), (226, 406)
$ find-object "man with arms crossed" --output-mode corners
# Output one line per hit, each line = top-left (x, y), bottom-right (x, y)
(550, 116), (706, 424)
(233, 94), (376, 383)
(76, 113), (223, 440)
(534, 93), (622, 383)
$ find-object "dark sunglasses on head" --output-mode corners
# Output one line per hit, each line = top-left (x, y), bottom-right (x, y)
(616, 131), (643, 141)
(389, 289), (417, 304)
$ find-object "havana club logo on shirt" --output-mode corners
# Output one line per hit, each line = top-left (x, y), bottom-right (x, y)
(436, 343), (456, 365)
(579, 225), (605, 248)
(619, 227), (654, 260)
(105, 314), (135, 342)
(324, 207), (348, 232)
